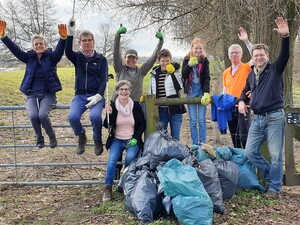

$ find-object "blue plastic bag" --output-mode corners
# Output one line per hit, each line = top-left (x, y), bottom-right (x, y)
(157, 159), (206, 197)
(172, 195), (213, 225)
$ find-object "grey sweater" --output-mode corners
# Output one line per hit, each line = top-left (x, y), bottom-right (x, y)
(112, 35), (163, 101)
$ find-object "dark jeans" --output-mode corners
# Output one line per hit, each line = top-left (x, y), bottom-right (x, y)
(228, 110), (251, 148)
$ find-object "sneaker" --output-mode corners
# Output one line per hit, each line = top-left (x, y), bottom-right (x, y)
(264, 190), (279, 198)
(102, 185), (112, 202)
(49, 133), (57, 148)
(36, 136), (45, 148)
(76, 133), (87, 155)
(94, 140), (103, 156)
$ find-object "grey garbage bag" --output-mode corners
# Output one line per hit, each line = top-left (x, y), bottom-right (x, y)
(213, 158), (240, 200)
(196, 159), (226, 214)
(125, 170), (162, 224)
(143, 130), (189, 170)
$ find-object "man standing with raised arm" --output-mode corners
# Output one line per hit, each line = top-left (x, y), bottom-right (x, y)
(238, 17), (290, 198)
(222, 27), (253, 148)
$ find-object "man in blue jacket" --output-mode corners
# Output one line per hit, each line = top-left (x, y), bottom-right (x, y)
(238, 17), (289, 198)
(66, 20), (108, 156)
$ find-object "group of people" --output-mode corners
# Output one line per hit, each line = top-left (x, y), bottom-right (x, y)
(0, 16), (290, 201)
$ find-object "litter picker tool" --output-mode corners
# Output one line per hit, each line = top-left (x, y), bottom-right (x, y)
(106, 73), (114, 134)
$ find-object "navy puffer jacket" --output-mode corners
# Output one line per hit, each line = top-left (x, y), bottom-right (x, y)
(1, 36), (65, 95)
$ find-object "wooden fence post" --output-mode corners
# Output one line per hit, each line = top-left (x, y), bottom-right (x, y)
(144, 94), (159, 139)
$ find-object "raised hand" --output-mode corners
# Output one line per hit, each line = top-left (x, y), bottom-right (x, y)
(68, 19), (76, 36)
(155, 30), (164, 41)
(58, 24), (67, 39)
(238, 27), (249, 42)
(0, 20), (7, 37)
(273, 17), (289, 36)
(116, 24), (127, 36)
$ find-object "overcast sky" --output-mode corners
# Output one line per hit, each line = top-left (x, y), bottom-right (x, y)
(54, 0), (188, 58)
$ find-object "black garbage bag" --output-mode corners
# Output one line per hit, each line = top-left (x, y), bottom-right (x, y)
(213, 158), (240, 200)
(143, 130), (189, 170)
(125, 170), (163, 224)
(196, 159), (226, 214)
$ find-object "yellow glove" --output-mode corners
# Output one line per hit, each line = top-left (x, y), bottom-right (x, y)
(188, 57), (198, 67)
(139, 95), (145, 102)
(58, 24), (67, 39)
(0, 20), (7, 38)
(166, 64), (175, 74)
(201, 93), (211, 106)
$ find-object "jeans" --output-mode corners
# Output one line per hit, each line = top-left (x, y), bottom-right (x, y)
(228, 110), (251, 148)
(186, 83), (206, 144)
(245, 109), (285, 193)
(159, 107), (183, 140)
(25, 93), (57, 138)
(105, 138), (139, 185)
(68, 94), (104, 141)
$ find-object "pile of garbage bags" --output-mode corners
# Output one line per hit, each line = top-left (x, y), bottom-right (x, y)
(117, 128), (264, 224)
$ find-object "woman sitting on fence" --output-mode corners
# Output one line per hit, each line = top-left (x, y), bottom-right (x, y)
(103, 80), (146, 202)
(0, 20), (67, 148)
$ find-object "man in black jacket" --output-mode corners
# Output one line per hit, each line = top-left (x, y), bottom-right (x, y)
(238, 17), (290, 198)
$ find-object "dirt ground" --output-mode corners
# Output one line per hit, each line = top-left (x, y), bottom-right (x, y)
(0, 106), (300, 224)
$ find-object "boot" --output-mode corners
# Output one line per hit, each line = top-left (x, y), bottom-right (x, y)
(49, 133), (57, 148)
(36, 136), (45, 148)
(94, 139), (103, 156)
(102, 185), (112, 202)
(76, 133), (87, 155)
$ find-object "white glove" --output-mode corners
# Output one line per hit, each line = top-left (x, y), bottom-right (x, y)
(85, 94), (102, 108)
(68, 19), (76, 36)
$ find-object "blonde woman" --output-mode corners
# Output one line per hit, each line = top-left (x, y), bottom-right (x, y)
(0, 20), (67, 148)
(181, 38), (211, 149)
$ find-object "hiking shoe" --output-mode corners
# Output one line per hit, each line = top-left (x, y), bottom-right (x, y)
(102, 185), (112, 202)
(49, 133), (57, 148)
(264, 190), (279, 198)
(36, 136), (45, 148)
(76, 133), (87, 155)
(94, 140), (103, 156)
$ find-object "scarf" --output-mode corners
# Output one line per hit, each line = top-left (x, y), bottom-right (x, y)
(81, 49), (95, 58)
(115, 97), (134, 116)
(253, 62), (268, 86)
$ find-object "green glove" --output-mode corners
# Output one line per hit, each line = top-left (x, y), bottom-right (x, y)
(188, 57), (198, 67)
(127, 138), (138, 147)
(155, 31), (164, 41)
(116, 24), (127, 36)
(201, 93), (211, 106)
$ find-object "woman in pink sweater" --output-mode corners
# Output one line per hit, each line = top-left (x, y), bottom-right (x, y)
(102, 80), (146, 202)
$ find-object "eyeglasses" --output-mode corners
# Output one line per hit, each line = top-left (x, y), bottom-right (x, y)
(119, 88), (130, 92)
(81, 39), (93, 43)
(229, 51), (242, 55)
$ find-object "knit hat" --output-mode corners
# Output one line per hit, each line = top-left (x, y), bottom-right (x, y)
(125, 49), (138, 58)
